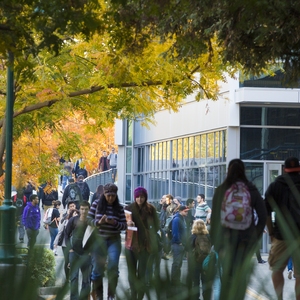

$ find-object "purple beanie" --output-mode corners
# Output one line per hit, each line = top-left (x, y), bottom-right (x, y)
(134, 187), (148, 201)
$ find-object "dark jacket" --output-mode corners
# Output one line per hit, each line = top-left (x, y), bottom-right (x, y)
(65, 215), (89, 255)
(126, 202), (160, 253)
(171, 212), (188, 246)
(210, 181), (267, 251)
(42, 189), (58, 206)
(22, 202), (41, 230)
(265, 173), (300, 240)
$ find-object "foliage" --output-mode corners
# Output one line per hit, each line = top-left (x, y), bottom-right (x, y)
(0, 0), (103, 57)
(26, 246), (56, 287)
(107, 0), (300, 84)
(0, 0), (235, 189)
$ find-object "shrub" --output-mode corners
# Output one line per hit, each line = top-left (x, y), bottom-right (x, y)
(27, 246), (56, 287)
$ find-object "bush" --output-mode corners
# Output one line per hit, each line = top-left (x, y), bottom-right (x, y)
(27, 246), (56, 287)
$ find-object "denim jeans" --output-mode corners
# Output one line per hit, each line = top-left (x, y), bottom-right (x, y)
(17, 215), (25, 240)
(91, 236), (121, 296)
(69, 251), (91, 300)
(171, 243), (185, 285)
(49, 226), (58, 250)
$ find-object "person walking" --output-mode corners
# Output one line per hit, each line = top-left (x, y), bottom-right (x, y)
(87, 183), (127, 300)
(12, 189), (27, 243)
(265, 157), (300, 300)
(125, 187), (161, 300)
(98, 151), (110, 173)
(170, 205), (189, 292)
(46, 200), (61, 255)
(91, 184), (104, 205)
(65, 201), (92, 300)
(188, 219), (212, 300)
(22, 194), (41, 250)
(107, 147), (118, 181)
(54, 201), (78, 281)
(210, 158), (267, 300)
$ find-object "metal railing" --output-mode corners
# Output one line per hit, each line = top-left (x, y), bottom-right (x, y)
(84, 169), (115, 197)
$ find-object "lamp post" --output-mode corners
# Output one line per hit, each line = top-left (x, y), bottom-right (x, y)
(0, 51), (16, 263)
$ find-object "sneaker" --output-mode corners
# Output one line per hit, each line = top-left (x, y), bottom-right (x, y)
(288, 270), (293, 279)
(161, 254), (169, 260)
(258, 259), (267, 264)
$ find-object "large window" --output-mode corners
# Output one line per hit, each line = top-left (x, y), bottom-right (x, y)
(240, 106), (300, 160)
(135, 129), (227, 202)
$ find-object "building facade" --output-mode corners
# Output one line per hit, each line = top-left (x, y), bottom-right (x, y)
(115, 73), (300, 209)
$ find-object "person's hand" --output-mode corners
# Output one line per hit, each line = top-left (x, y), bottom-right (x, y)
(98, 215), (107, 224)
(127, 221), (135, 227)
(106, 216), (117, 225)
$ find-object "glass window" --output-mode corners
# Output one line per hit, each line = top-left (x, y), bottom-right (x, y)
(244, 162), (264, 195)
(201, 134), (207, 164)
(195, 135), (200, 162)
(207, 133), (214, 164)
(220, 131), (226, 162)
(126, 148), (132, 173)
(127, 120), (133, 146)
(178, 139), (183, 167)
(215, 132), (220, 163)
(125, 175), (132, 202)
(137, 147), (144, 172)
(241, 107), (300, 126)
(183, 137), (189, 167)
(241, 128), (300, 160)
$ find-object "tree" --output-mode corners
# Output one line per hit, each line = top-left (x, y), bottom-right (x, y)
(107, 0), (300, 84)
(0, 1), (235, 188)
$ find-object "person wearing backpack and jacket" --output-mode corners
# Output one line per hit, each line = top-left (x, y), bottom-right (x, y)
(265, 157), (300, 300)
(46, 200), (61, 255)
(210, 158), (267, 300)
(76, 175), (90, 201)
(187, 219), (214, 300)
(170, 205), (189, 294)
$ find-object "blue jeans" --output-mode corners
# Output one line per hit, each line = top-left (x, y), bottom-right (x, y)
(69, 251), (91, 300)
(49, 226), (58, 250)
(17, 215), (25, 240)
(91, 236), (121, 296)
(171, 243), (185, 285)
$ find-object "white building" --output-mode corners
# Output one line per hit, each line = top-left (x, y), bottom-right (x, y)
(115, 72), (300, 207)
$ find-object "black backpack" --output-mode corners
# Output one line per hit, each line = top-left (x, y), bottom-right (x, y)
(165, 215), (175, 240)
(76, 182), (90, 200)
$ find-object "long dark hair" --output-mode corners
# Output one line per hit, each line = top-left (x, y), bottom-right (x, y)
(97, 193), (122, 215)
(224, 159), (249, 187)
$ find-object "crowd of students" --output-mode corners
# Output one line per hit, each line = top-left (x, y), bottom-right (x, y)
(17, 156), (300, 300)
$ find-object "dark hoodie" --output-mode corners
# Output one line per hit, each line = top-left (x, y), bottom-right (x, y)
(210, 181), (267, 251)
(265, 173), (300, 240)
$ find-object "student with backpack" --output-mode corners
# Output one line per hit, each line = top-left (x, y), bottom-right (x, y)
(170, 205), (190, 294)
(187, 219), (213, 300)
(45, 200), (61, 255)
(76, 175), (90, 201)
(210, 158), (267, 300)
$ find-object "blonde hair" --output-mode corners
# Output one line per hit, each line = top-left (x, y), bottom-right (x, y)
(191, 219), (209, 235)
